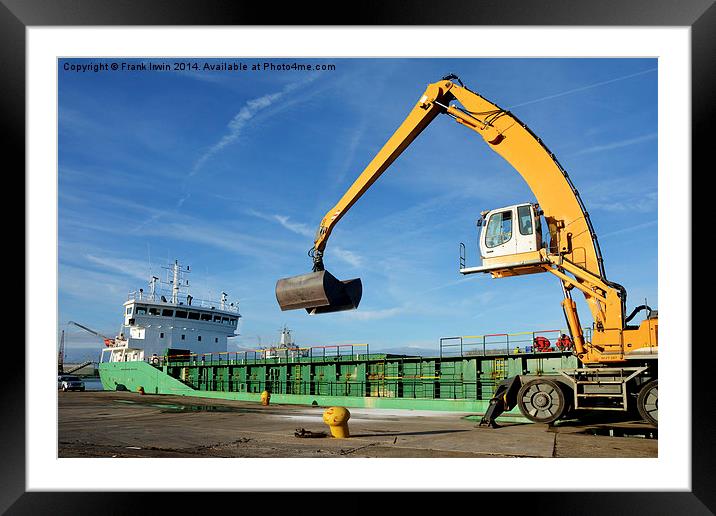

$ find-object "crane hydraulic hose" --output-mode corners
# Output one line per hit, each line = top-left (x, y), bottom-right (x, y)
(625, 304), (653, 324)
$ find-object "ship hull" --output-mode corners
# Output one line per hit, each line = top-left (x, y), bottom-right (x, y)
(99, 350), (578, 420)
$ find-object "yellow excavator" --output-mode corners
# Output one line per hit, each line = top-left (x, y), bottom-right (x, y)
(276, 74), (658, 426)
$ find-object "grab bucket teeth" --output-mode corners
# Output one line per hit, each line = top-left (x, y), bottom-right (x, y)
(275, 270), (362, 314)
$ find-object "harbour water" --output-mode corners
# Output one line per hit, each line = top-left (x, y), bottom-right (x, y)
(81, 377), (104, 391)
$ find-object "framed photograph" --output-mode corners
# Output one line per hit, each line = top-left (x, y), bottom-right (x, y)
(9, 0), (710, 511)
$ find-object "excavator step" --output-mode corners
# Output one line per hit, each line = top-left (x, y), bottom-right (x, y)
(577, 393), (624, 398)
(575, 380), (624, 385)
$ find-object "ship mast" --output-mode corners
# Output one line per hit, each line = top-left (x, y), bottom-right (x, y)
(149, 275), (159, 302)
(172, 261), (180, 304)
(163, 260), (190, 305)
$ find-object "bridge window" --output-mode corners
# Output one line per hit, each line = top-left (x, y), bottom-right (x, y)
(148, 307), (160, 316)
(486, 210), (513, 248)
(518, 205), (533, 235)
(162, 309), (174, 317)
(126, 307), (132, 315)
(222, 317), (230, 324)
(175, 310), (187, 318)
(135, 306), (147, 315)
(214, 315), (222, 322)
(188, 312), (200, 320)
(200, 313), (212, 321)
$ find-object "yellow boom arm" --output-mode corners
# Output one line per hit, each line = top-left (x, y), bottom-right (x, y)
(315, 78), (604, 274)
(280, 75), (655, 364)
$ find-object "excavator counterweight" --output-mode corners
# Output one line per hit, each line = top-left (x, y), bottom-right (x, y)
(276, 270), (362, 314)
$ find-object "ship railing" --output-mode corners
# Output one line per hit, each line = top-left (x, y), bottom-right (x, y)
(125, 291), (240, 313)
(150, 343), (372, 367)
(439, 328), (592, 358)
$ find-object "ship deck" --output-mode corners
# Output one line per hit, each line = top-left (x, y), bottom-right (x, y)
(58, 391), (657, 459)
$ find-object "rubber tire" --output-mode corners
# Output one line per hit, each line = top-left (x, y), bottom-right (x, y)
(637, 379), (658, 426)
(517, 378), (567, 424)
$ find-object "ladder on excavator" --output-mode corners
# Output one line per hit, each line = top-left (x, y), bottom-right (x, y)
(561, 366), (647, 411)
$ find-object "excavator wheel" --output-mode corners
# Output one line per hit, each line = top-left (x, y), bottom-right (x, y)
(636, 379), (658, 426)
(517, 378), (568, 424)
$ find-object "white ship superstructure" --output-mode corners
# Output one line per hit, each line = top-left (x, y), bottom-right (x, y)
(260, 326), (309, 360)
(101, 260), (240, 363)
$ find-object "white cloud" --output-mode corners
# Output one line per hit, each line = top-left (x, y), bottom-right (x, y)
(85, 254), (152, 282)
(589, 191), (657, 213)
(332, 246), (364, 268)
(599, 220), (657, 239)
(246, 209), (365, 268)
(273, 215), (314, 237)
(191, 76), (320, 176)
(570, 133), (657, 157)
(343, 306), (406, 321)
(59, 263), (133, 303)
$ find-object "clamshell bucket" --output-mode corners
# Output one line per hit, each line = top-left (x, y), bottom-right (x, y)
(275, 270), (362, 314)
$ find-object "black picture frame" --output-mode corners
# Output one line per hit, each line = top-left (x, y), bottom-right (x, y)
(7, 0), (709, 512)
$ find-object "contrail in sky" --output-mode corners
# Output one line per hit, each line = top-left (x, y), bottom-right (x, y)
(191, 75), (319, 176)
(508, 67), (657, 109)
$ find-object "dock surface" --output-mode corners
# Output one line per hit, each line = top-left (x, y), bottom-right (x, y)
(58, 391), (657, 458)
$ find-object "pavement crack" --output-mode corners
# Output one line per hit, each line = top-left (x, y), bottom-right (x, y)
(340, 442), (379, 455)
(552, 433), (557, 458)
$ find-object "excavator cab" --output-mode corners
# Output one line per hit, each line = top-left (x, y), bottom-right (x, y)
(275, 270), (362, 314)
(461, 203), (546, 277)
(478, 203), (543, 261)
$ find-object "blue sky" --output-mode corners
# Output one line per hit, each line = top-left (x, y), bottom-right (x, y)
(58, 58), (657, 359)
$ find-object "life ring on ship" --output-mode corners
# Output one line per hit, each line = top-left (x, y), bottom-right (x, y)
(533, 336), (551, 352)
(556, 334), (573, 351)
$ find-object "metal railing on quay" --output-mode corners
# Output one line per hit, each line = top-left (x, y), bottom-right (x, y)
(439, 328), (592, 358)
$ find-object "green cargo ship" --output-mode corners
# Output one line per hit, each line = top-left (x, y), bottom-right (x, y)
(100, 333), (578, 421)
(97, 260), (580, 422)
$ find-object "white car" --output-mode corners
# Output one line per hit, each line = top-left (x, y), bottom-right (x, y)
(58, 374), (85, 392)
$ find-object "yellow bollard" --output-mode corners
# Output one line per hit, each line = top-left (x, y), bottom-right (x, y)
(137, 386), (145, 395)
(260, 390), (271, 406)
(322, 406), (350, 438)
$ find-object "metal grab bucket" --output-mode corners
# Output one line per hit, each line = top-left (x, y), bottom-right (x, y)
(275, 270), (362, 314)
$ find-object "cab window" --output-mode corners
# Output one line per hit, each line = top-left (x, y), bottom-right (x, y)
(485, 210), (513, 248)
(517, 205), (533, 235)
